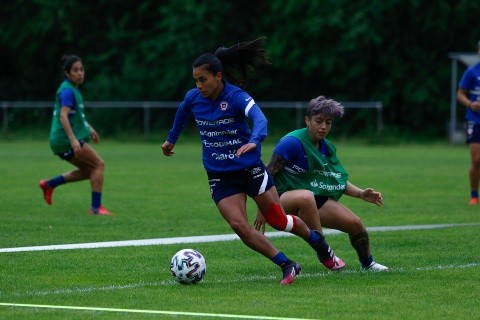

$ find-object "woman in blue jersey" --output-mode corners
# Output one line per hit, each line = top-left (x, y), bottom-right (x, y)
(457, 40), (480, 205)
(256, 95), (388, 271)
(161, 38), (344, 285)
(39, 55), (110, 215)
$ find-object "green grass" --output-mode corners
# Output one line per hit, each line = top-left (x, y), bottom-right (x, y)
(0, 139), (479, 319)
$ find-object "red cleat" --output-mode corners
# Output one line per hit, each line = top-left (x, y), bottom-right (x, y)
(468, 198), (478, 205)
(39, 179), (54, 205)
(320, 252), (346, 271)
(88, 206), (111, 215)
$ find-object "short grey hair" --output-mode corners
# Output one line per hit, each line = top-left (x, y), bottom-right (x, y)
(306, 95), (344, 118)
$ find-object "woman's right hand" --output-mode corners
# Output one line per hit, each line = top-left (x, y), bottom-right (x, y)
(70, 138), (82, 155)
(161, 141), (175, 156)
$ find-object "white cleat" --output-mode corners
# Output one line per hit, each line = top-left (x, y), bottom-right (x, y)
(363, 261), (389, 272)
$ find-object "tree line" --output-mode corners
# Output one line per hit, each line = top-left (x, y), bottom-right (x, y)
(1, 0), (479, 138)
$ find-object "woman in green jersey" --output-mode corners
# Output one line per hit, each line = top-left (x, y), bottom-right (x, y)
(256, 95), (388, 271)
(39, 55), (110, 215)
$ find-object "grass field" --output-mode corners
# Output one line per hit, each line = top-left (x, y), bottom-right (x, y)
(0, 139), (479, 319)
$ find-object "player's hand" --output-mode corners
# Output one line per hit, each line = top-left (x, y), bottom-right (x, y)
(254, 210), (267, 234)
(470, 101), (480, 112)
(359, 188), (383, 206)
(90, 127), (100, 144)
(70, 138), (82, 155)
(161, 141), (175, 156)
(236, 142), (256, 157)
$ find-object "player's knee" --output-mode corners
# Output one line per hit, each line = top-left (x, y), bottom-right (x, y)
(297, 190), (315, 202)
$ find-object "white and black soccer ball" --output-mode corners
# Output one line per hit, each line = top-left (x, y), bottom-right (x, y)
(170, 249), (206, 285)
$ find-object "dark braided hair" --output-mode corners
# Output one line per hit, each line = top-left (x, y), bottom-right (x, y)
(192, 37), (270, 87)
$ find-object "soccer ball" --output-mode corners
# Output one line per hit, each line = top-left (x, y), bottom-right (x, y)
(170, 249), (206, 285)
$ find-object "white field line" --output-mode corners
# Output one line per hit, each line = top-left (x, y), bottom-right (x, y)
(1, 223), (479, 253)
(2, 223), (478, 319)
(8, 262), (480, 299)
(0, 302), (316, 320)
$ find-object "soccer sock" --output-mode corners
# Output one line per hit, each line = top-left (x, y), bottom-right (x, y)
(91, 192), (102, 209)
(271, 252), (289, 266)
(360, 255), (374, 268)
(308, 230), (332, 260)
(48, 175), (66, 188)
(471, 191), (478, 198)
(307, 229), (320, 244)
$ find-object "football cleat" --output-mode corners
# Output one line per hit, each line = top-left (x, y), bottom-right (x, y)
(363, 261), (389, 272)
(280, 261), (301, 285)
(39, 179), (54, 205)
(468, 197), (478, 205)
(88, 206), (111, 215)
(320, 253), (346, 271)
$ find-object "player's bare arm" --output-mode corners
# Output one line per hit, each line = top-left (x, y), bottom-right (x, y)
(266, 153), (287, 176)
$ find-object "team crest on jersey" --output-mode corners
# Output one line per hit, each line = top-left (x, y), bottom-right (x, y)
(220, 101), (228, 111)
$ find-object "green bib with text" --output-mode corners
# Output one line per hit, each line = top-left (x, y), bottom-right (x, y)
(274, 128), (348, 201)
(49, 80), (91, 154)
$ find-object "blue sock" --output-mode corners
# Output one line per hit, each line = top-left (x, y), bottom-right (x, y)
(471, 191), (478, 198)
(92, 192), (102, 209)
(271, 252), (289, 266)
(308, 230), (332, 260)
(307, 229), (320, 245)
(360, 255), (374, 268)
(48, 175), (66, 188)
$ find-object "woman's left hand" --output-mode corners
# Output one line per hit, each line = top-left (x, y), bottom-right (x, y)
(359, 188), (383, 206)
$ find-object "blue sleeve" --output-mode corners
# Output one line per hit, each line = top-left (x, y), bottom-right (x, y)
(273, 136), (303, 162)
(167, 95), (192, 144)
(58, 88), (76, 109)
(458, 67), (475, 90)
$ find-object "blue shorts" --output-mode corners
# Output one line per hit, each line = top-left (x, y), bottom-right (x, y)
(314, 195), (329, 209)
(466, 122), (480, 144)
(56, 140), (86, 160)
(207, 163), (275, 205)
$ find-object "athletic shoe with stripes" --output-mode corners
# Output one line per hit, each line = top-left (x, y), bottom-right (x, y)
(319, 249), (346, 271)
(280, 261), (301, 285)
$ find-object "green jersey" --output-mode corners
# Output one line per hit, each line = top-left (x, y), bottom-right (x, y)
(49, 80), (91, 154)
(274, 128), (348, 201)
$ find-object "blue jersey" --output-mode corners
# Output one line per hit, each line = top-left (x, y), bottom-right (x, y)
(459, 62), (480, 123)
(273, 136), (329, 173)
(58, 87), (78, 120)
(167, 82), (268, 172)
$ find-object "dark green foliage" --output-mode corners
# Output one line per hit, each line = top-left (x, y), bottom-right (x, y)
(1, 0), (480, 137)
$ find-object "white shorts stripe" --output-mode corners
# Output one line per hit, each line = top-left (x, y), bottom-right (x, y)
(258, 169), (268, 194)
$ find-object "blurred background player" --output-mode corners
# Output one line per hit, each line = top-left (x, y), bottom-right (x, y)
(39, 54), (110, 215)
(457, 40), (480, 205)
